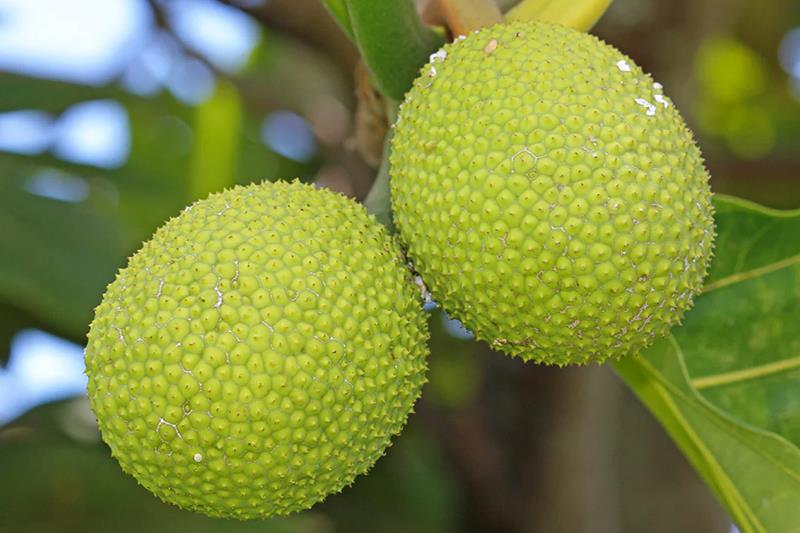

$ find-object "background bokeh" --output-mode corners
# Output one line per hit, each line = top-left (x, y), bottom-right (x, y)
(1, 0), (798, 531)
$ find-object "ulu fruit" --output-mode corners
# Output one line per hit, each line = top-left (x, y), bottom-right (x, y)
(390, 22), (715, 365)
(85, 181), (429, 519)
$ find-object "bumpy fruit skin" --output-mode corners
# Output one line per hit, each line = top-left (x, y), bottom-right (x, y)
(85, 181), (429, 519)
(390, 22), (715, 365)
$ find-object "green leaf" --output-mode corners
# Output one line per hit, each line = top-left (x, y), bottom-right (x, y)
(188, 80), (243, 200)
(346, 0), (445, 101)
(321, 0), (354, 40)
(0, 73), (125, 113)
(614, 194), (800, 533)
(0, 176), (124, 339)
(0, 64), (327, 339)
(506, 0), (613, 30)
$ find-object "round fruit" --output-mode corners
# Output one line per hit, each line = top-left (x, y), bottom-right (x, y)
(390, 21), (715, 365)
(85, 180), (429, 519)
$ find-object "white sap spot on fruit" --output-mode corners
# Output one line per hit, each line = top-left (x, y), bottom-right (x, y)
(653, 81), (663, 90)
(429, 49), (447, 63)
(456, 35), (467, 42)
(616, 59), (632, 72)
(215, 201), (231, 216)
(654, 94), (670, 108)
(156, 417), (184, 440)
(484, 39), (498, 54)
(631, 303), (648, 322)
(113, 326), (126, 344)
(214, 285), (224, 308)
(635, 97), (657, 116)
(194, 453), (203, 463)
(232, 259), (240, 285)
(427, 66), (437, 78)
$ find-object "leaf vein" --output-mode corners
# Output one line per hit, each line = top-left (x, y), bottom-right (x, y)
(692, 356), (800, 390)
(703, 254), (800, 293)
(637, 349), (765, 531)
(640, 339), (800, 485)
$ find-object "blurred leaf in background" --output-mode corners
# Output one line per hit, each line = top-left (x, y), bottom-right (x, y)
(0, 0), (348, 343)
(693, 36), (775, 160)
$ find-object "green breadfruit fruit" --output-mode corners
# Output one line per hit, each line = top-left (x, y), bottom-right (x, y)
(390, 21), (715, 365)
(85, 180), (429, 519)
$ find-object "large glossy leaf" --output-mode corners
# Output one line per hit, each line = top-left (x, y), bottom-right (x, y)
(614, 195), (800, 533)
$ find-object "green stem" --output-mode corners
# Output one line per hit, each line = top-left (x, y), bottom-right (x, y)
(320, 0), (355, 40)
(363, 104), (399, 232)
(346, 0), (445, 101)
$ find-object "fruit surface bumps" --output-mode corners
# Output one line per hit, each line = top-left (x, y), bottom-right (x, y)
(390, 22), (715, 365)
(85, 181), (429, 519)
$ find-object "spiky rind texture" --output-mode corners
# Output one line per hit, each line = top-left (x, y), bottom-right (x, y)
(390, 22), (715, 365)
(85, 180), (429, 519)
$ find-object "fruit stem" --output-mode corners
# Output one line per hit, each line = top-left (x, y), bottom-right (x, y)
(363, 102), (398, 232)
(435, 0), (503, 35)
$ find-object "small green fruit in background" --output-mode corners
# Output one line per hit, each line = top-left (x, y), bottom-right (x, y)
(390, 21), (715, 365)
(85, 180), (429, 519)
